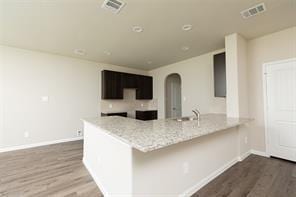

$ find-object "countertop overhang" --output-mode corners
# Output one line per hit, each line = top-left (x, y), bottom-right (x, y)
(82, 114), (251, 153)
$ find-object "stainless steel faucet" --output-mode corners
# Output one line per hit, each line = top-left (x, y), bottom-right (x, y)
(192, 109), (201, 120)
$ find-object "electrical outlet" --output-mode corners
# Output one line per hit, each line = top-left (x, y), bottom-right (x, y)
(244, 137), (248, 144)
(24, 131), (29, 138)
(183, 162), (189, 174)
(109, 104), (113, 109)
(77, 130), (83, 136)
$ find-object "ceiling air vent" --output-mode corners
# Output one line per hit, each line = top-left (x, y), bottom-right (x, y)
(101, 0), (125, 14)
(240, 3), (266, 19)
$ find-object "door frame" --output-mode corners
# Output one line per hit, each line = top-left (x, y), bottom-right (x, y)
(164, 73), (182, 118)
(262, 58), (296, 158)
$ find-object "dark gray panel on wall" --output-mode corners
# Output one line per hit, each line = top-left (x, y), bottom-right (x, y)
(214, 52), (226, 97)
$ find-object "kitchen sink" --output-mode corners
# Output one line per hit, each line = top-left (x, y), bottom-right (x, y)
(175, 117), (196, 122)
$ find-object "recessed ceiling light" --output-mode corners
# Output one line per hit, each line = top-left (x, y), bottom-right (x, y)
(181, 46), (190, 51)
(74, 49), (86, 56)
(104, 51), (111, 56)
(132, 26), (144, 33)
(182, 24), (192, 31)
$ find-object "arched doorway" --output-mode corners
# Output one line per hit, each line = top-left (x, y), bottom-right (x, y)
(165, 73), (182, 118)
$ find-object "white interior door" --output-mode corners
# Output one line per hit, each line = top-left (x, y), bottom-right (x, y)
(170, 79), (181, 118)
(265, 59), (296, 162)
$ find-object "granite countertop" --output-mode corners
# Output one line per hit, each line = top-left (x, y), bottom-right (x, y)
(83, 114), (251, 153)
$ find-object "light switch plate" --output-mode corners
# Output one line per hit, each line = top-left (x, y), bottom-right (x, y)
(24, 131), (29, 138)
(244, 137), (248, 144)
(183, 162), (189, 174)
(41, 96), (49, 102)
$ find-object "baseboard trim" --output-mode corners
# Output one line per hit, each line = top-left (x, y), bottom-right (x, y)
(0, 137), (83, 153)
(180, 157), (239, 197)
(83, 151), (254, 197)
(238, 150), (252, 162)
(83, 158), (109, 197)
(251, 150), (270, 158)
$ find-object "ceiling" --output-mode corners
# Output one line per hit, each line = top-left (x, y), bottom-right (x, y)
(0, 0), (295, 70)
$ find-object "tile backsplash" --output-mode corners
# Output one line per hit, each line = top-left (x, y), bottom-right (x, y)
(101, 89), (157, 118)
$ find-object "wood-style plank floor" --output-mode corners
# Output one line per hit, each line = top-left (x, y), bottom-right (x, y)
(0, 141), (295, 197)
(0, 141), (102, 197)
(193, 155), (296, 197)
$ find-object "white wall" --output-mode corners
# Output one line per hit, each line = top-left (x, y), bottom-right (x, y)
(247, 26), (296, 152)
(0, 45), (147, 149)
(0, 49), (4, 147)
(149, 26), (296, 154)
(83, 122), (133, 196)
(132, 128), (240, 196)
(237, 35), (249, 118)
(224, 33), (251, 157)
(225, 33), (249, 118)
(2, 26), (295, 153)
(225, 34), (239, 118)
(149, 49), (227, 119)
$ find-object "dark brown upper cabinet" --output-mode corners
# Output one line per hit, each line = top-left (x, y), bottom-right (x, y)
(122, 73), (137, 89)
(101, 70), (153, 100)
(136, 75), (153, 100)
(213, 52), (226, 97)
(101, 70), (123, 99)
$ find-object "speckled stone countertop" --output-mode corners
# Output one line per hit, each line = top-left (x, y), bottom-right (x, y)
(83, 114), (250, 153)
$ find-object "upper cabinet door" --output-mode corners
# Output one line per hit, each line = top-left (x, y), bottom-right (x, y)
(136, 76), (153, 100)
(122, 73), (137, 88)
(101, 70), (123, 99)
(101, 70), (153, 100)
(213, 52), (226, 97)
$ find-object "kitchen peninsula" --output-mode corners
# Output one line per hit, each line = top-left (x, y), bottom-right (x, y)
(82, 114), (250, 197)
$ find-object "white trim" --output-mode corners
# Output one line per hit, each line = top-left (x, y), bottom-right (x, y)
(251, 149), (270, 158)
(83, 157), (109, 197)
(238, 150), (252, 161)
(263, 58), (296, 67)
(263, 58), (296, 157)
(180, 157), (239, 197)
(262, 62), (270, 157)
(180, 150), (269, 197)
(0, 137), (83, 153)
(83, 154), (250, 197)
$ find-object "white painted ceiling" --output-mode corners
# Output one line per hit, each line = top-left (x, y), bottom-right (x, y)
(0, 0), (295, 70)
